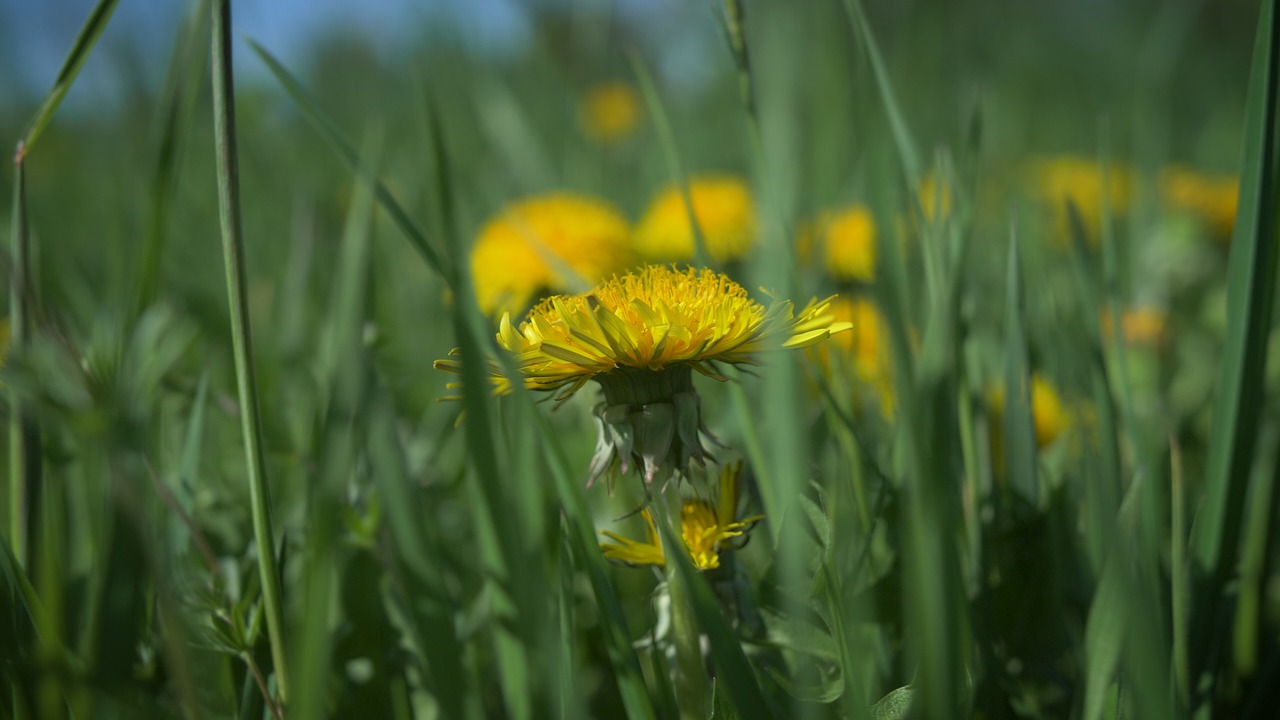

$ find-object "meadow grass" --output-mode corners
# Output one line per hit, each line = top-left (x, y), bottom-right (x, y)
(3, 0), (1280, 718)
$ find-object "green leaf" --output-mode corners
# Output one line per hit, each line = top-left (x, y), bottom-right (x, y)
(871, 686), (914, 720)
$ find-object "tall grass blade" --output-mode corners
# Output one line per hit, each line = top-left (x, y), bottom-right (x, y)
(7, 152), (40, 572)
(1001, 227), (1038, 505)
(1190, 0), (1280, 578)
(18, 0), (120, 152)
(210, 0), (290, 703)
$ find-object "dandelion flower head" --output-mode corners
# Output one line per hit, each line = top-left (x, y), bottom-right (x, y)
(635, 176), (756, 262)
(803, 205), (877, 283)
(470, 193), (632, 317)
(1030, 156), (1134, 245)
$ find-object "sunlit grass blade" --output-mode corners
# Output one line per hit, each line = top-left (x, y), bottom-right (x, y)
(210, 0), (289, 703)
(18, 0), (120, 152)
(248, 40), (451, 281)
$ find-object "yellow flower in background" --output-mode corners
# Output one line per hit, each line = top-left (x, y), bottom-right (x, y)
(823, 298), (894, 416)
(990, 374), (1069, 448)
(1100, 306), (1168, 347)
(600, 462), (763, 570)
(1160, 166), (1238, 240)
(470, 194), (632, 317)
(802, 205), (877, 283)
(578, 82), (642, 144)
(436, 265), (851, 483)
(635, 176), (756, 262)
(1030, 156), (1134, 244)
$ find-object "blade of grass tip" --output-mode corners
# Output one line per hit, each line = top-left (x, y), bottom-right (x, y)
(135, 0), (211, 317)
(1232, 424), (1279, 676)
(627, 48), (715, 270)
(1002, 219), (1039, 507)
(210, 0), (289, 703)
(1190, 0), (1280, 679)
(653, 506), (773, 720)
(8, 148), (41, 571)
(292, 136), (379, 720)
(247, 40), (451, 283)
(19, 0), (120, 151)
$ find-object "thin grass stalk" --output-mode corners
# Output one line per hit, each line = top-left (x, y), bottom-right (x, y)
(8, 147), (38, 571)
(209, 0), (290, 703)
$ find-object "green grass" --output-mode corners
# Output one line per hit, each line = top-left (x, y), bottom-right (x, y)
(3, 0), (1280, 718)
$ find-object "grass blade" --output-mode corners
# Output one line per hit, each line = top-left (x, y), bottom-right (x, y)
(1001, 225), (1039, 506)
(19, 0), (120, 152)
(210, 0), (289, 703)
(1189, 0), (1280, 582)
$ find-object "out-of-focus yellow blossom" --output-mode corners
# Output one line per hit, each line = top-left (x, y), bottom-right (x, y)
(599, 462), (763, 570)
(821, 298), (894, 417)
(1100, 307), (1168, 347)
(1030, 156), (1135, 245)
(578, 82), (642, 144)
(990, 374), (1069, 449)
(635, 176), (756, 262)
(1159, 166), (1238, 240)
(470, 194), (632, 317)
(800, 205), (877, 283)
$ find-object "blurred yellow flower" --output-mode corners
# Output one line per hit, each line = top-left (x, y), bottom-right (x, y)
(824, 298), (894, 416)
(470, 194), (632, 317)
(599, 462), (763, 570)
(578, 82), (642, 144)
(635, 176), (756, 262)
(436, 265), (850, 483)
(1030, 156), (1134, 245)
(1159, 166), (1238, 240)
(802, 205), (877, 282)
(990, 374), (1069, 448)
(1100, 306), (1168, 347)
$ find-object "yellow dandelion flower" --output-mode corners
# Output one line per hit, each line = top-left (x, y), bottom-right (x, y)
(1030, 156), (1135, 245)
(470, 194), (633, 317)
(600, 462), (763, 570)
(990, 374), (1069, 449)
(579, 82), (642, 144)
(435, 265), (851, 483)
(1159, 166), (1238, 240)
(635, 176), (756, 262)
(1100, 307), (1168, 347)
(802, 205), (877, 283)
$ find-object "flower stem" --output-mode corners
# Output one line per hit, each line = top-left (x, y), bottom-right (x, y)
(657, 490), (706, 719)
